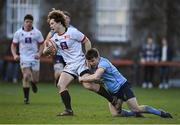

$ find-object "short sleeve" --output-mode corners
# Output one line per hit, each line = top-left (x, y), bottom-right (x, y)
(71, 28), (85, 43)
(36, 30), (44, 44)
(98, 59), (110, 70)
(12, 31), (19, 44)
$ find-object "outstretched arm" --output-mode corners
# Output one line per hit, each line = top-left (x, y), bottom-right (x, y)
(79, 67), (105, 82)
(11, 43), (19, 61)
(83, 37), (91, 53)
(36, 43), (44, 59)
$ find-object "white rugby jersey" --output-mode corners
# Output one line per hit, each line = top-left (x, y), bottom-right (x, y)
(50, 27), (86, 65)
(12, 27), (44, 62)
(51, 25), (77, 56)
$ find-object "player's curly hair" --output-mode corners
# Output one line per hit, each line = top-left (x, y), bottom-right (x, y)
(47, 8), (68, 28)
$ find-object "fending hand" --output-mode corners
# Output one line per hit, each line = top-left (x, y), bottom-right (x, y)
(13, 55), (20, 61)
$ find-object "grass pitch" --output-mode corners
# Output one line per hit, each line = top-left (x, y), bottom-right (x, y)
(0, 81), (179, 124)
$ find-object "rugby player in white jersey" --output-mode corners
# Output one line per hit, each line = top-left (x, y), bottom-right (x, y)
(11, 14), (44, 104)
(44, 9), (119, 116)
(44, 10), (73, 86)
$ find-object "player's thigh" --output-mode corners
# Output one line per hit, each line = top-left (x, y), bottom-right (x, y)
(54, 71), (60, 80)
(31, 61), (40, 82)
(58, 72), (74, 88)
(21, 65), (32, 80)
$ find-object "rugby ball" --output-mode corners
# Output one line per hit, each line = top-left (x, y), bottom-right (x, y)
(43, 39), (57, 56)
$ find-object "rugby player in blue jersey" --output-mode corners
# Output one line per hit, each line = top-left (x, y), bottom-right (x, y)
(79, 48), (173, 118)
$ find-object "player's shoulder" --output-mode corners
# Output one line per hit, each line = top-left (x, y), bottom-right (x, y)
(99, 57), (111, 66)
(100, 57), (109, 62)
(49, 30), (56, 37)
(69, 25), (77, 30)
(67, 25), (79, 33)
(32, 27), (42, 33)
(14, 28), (23, 36)
(15, 27), (23, 33)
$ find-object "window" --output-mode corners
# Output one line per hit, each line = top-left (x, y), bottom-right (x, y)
(94, 0), (130, 42)
(6, 0), (40, 38)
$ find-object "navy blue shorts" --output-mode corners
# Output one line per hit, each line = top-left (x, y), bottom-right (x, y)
(53, 55), (66, 65)
(113, 82), (135, 101)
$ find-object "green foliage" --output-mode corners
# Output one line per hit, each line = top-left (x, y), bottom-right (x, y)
(0, 82), (179, 124)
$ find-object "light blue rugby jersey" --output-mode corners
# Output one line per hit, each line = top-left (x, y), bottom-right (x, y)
(98, 57), (127, 93)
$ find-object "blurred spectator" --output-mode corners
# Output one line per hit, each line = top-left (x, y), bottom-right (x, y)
(158, 37), (173, 89)
(4, 61), (19, 83)
(0, 59), (3, 79)
(3, 42), (20, 83)
(140, 35), (159, 88)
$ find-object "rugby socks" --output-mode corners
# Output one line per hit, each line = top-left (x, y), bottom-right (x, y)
(97, 86), (113, 103)
(60, 90), (72, 111)
(23, 87), (29, 102)
(31, 81), (38, 93)
(144, 106), (161, 116)
(119, 109), (135, 117)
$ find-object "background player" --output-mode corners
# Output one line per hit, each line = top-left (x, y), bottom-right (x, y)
(79, 48), (173, 118)
(11, 14), (44, 104)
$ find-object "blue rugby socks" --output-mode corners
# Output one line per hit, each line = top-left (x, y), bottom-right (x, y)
(144, 106), (161, 116)
(120, 109), (135, 117)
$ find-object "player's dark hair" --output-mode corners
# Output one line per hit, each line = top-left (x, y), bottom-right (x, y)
(47, 8), (68, 28)
(63, 11), (71, 18)
(86, 48), (99, 60)
(24, 14), (33, 21)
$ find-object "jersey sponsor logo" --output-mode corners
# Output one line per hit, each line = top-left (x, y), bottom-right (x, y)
(25, 37), (32, 43)
(60, 42), (68, 50)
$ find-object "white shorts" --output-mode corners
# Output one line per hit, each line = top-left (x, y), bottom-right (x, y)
(20, 60), (40, 71)
(54, 63), (64, 73)
(63, 60), (89, 77)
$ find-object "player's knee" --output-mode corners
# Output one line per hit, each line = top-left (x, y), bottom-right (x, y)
(57, 83), (61, 88)
(23, 73), (31, 82)
(58, 83), (67, 91)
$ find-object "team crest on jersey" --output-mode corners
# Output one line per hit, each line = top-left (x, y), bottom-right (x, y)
(60, 42), (68, 50)
(55, 39), (58, 42)
(25, 37), (32, 43)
